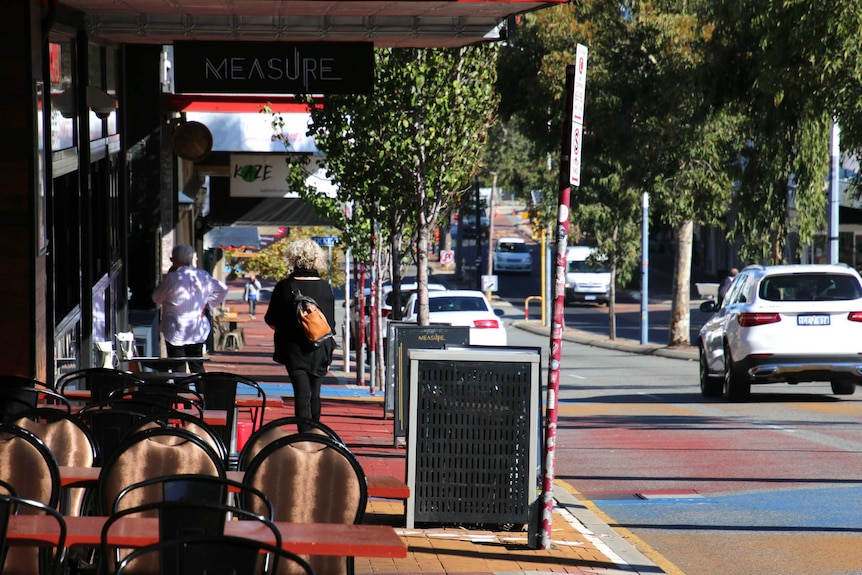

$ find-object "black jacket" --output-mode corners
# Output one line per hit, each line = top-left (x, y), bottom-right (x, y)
(265, 273), (336, 374)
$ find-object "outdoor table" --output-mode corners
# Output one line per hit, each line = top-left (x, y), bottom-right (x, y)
(6, 514), (407, 557)
(126, 356), (211, 371)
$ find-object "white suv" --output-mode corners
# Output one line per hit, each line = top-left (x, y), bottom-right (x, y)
(698, 263), (862, 400)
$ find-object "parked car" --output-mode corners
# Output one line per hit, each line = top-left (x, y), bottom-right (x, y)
(493, 237), (532, 274)
(402, 289), (507, 346)
(697, 263), (862, 401)
(381, 281), (447, 339)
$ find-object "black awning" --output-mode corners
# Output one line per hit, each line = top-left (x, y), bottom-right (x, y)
(208, 176), (332, 227)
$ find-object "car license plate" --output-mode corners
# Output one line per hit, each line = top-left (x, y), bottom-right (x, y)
(585, 295), (596, 301)
(797, 314), (830, 326)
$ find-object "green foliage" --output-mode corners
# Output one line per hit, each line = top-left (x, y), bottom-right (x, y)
(705, 0), (851, 263)
(267, 46), (498, 284)
(227, 226), (346, 286)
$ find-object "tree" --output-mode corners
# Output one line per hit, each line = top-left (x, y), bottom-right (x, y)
(705, 1), (862, 264)
(273, 46), (498, 388)
(497, 1), (742, 345)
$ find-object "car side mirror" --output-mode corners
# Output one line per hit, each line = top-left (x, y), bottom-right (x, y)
(494, 308), (505, 317)
(699, 300), (717, 313)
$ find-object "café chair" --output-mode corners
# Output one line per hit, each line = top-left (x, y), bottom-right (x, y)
(97, 427), (226, 516)
(106, 384), (206, 421)
(100, 500), (282, 575)
(56, 368), (145, 404)
(242, 433), (368, 575)
(0, 479), (68, 575)
(110, 474), (273, 519)
(10, 408), (98, 516)
(74, 401), (156, 466)
(178, 372), (267, 470)
(114, 535), (315, 575)
(0, 423), (61, 507)
(0, 377), (71, 419)
(0, 425), (63, 575)
(129, 412), (228, 465)
(237, 416), (343, 472)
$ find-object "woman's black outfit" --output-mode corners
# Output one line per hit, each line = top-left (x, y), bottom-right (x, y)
(265, 269), (336, 426)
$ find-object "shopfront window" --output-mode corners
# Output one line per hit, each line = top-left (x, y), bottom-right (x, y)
(49, 39), (75, 150)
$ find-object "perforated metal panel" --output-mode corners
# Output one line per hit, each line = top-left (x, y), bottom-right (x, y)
(406, 349), (540, 528)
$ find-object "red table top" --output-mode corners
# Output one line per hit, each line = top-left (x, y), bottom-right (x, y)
(8, 515), (407, 557)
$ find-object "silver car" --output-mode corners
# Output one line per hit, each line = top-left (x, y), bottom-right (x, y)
(698, 263), (862, 400)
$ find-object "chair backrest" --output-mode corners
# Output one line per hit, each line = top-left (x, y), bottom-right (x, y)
(56, 368), (145, 404)
(0, 378), (71, 419)
(75, 401), (155, 466)
(101, 501), (282, 575)
(107, 384), (205, 421)
(178, 372), (268, 466)
(11, 408), (98, 516)
(111, 473), (273, 519)
(238, 416), (343, 472)
(0, 423), (61, 507)
(242, 433), (367, 575)
(0, 492), (67, 575)
(0, 424), (63, 574)
(115, 535), (315, 575)
(98, 427), (226, 515)
(130, 413), (227, 464)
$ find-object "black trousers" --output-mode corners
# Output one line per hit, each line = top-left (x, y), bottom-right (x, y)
(165, 342), (206, 373)
(286, 367), (322, 429)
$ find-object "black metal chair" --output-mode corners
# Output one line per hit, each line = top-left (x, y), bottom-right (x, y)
(56, 368), (145, 404)
(0, 425), (64, 574)
(0, 376), (71, 419)
(74, 400), (156, 466)
(10, 408), (98, 516)
(0, 478), (68, 575)
(96, 427), (226, 517)
(106, 383), (206, 421)
(114, 534), (315, 575)
(237, 416), (344, 472)
(129, 412), (228, 464)
(242, 433), (367, 575)
(100, 499), (282, 575)
(178, 372), (267, 470)
(110, 473), (273, 519)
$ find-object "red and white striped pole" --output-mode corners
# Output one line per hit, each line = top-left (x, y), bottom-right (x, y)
(538, 45), (587, 550)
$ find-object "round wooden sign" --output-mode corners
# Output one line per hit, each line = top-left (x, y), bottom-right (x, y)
(172, 121), (213, 162)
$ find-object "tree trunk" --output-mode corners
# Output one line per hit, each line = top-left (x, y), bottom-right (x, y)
(416, 222), (431, 326)
(668, 219), (693, 347)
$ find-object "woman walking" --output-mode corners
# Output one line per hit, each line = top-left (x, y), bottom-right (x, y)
(265, 239), (336, 429)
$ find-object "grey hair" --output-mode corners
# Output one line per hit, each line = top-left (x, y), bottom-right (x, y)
(285, 238), (327, 273)
(171, 244), (197, 266)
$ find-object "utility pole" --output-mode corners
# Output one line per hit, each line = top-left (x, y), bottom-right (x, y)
(485, 172), (497, 299)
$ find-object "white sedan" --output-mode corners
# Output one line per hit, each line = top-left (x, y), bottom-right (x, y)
(402, 290), (507, 346)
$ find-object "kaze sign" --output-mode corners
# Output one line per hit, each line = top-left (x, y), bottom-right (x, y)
(173, 41), (374, 95)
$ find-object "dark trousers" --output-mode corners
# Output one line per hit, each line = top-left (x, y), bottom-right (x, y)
(248, 297), (257, 316)
(286, 367), (322, 429)
(165, 342), (206, 373)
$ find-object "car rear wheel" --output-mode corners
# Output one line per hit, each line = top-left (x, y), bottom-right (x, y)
(830, 380), (857, 395)
(699, 346), (723, 398)
(723, 344), (750, 401)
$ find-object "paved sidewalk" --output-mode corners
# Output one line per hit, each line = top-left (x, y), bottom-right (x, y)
(207, 284), (669, 575)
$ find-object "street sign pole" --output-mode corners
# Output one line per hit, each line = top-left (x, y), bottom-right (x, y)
(537, 45), (587, 551)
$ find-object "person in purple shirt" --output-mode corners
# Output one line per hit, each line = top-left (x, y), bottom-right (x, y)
(152, 244), (228, 372)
